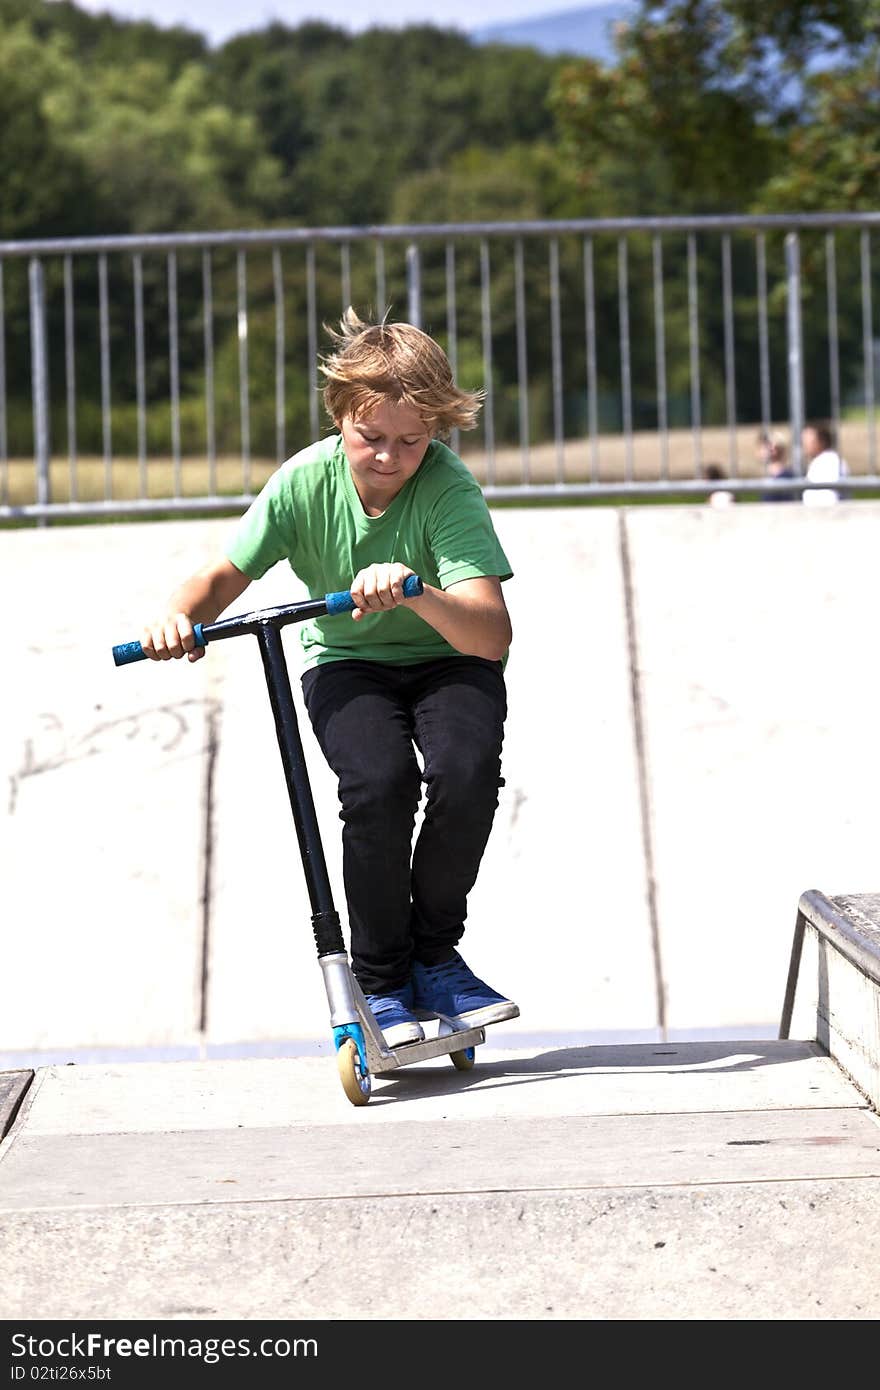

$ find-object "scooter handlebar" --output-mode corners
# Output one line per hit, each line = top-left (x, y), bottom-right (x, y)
(324, 572), (423, 615)
(111, 574), (424, 666)
(112, 624), (207, 667)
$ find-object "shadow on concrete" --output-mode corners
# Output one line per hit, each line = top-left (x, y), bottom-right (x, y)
(366, 1038), (817, 1105)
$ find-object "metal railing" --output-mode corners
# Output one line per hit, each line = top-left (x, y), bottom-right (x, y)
(1, 213), (879, 521)
(780, 888), (880, 1041)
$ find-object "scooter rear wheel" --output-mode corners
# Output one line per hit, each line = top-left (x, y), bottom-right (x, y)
(337, 1037), (372, 1105)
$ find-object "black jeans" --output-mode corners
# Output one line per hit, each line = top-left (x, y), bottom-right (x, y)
(301, 656), (507, 994)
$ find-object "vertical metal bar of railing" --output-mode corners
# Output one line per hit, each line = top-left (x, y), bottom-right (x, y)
(445, 240), (460, 458)
(29, 258), (50, 515)
(778, 908), (807, 1041)
(237, 249), (251, 495)
(406, 242), (421, 329)
(514, 238), (530, 482)
(63, 255), (77, 502)
(722, 234), (737, 476)
(785, 232), (805, 476)
(341, 241), (352, 313)
(273, 247), (286, 465)
(687, 233), (702, 475)
(98, 252), (112, 497)
(756, 233), (771, 435)
(202, 250), (216, 496)
(480, 238), (495, 483)
(825, 233), (840, 447)
(306, 242), (319, 441)
(549, 237), (564, 482)
(168, 251), (181, 497)
(0, 260), (6, 503)
(652, 235), (669, 482)
(132, 254), (146, 498)
(375, 240), (386, 319)
(618, 237), (633, 484)
(583, 236), (598, 482)
(860, 229), (876, 474)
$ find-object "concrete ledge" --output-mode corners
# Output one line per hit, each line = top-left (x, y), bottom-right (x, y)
(784, 889), (880, 1110)
(3, 1182), (880, 1320)
(0, 1073), (32, 1140)
(1, 1041), (877, 1320)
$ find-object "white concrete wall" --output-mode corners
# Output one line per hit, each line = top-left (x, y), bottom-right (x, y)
(3, 501), (879, 1059)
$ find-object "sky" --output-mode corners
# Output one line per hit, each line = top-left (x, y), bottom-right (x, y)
(70, 0), (610, 45)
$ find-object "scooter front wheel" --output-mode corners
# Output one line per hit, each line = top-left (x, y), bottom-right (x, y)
(449, 1046), (476, 1071)
(336, 1037), (372, 1106)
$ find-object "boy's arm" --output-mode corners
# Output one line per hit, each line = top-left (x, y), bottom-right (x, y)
(350, 565), (512, 662)
(141, 557), (252, 662)
(411, 576), (512, 662)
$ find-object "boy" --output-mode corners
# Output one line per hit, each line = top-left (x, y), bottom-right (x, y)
(140, 308), (519, 1047)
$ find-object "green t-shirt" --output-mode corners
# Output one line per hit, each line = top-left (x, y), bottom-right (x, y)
(225, 433), (513, 670)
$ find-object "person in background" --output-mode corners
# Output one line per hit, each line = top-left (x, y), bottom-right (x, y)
(801, 421), (848, 506)
(757, 429), (798, 502)
(701, 462), (735, 508)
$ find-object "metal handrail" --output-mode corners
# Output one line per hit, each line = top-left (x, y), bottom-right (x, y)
(4, 211), (880, 259)
(779, 888), (880, 1039)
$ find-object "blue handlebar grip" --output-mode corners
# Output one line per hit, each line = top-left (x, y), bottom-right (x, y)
(324, 573), (423, 615)
(112, 640), (147, 666)
(112, 624), (206, 667)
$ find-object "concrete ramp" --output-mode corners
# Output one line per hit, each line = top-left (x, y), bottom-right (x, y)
(626, 502), (880, 1031)
(0, 526), (221, 1052)
(4, 502), (880, 1060)
(204, 506), (656, 1045)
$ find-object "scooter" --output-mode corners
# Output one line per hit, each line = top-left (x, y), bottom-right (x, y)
(112, 575), (486, 1106)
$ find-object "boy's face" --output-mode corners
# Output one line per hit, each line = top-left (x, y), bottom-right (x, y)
(338, 400), (432, 514)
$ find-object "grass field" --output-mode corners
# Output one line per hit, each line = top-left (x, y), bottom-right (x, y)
(2, 419), (877, 508)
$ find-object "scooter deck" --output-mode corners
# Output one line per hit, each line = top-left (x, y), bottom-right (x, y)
(365, 1019), (487, 1075)
(342, 969), (487, 1074)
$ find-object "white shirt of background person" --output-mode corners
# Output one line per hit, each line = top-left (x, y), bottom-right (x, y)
(802, 423), (847, 506)
(708, 488), (735, 508)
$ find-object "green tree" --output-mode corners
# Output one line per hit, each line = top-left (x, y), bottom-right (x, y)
(548, 0), (880, 216)
(53, 60), (285, 234)
(0, 0), (205, 69)
(208, 24), (566, 226)
(549, 2), (779, 216)
(0, 21), (95, 239)
(761, 57), (880, 210)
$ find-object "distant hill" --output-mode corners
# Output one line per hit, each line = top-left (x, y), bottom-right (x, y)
(472, 2), (634, 61)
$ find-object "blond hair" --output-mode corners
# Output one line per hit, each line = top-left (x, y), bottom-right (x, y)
(319, 307), (483, 440)
(758, 428), (788, 462)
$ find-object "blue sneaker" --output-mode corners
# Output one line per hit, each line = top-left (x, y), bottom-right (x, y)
(365, 981), (425, 1048)
(412, 951), (519, 1028)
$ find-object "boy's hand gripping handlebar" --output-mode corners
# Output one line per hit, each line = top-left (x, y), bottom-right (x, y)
(111, 573), (425, 667)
